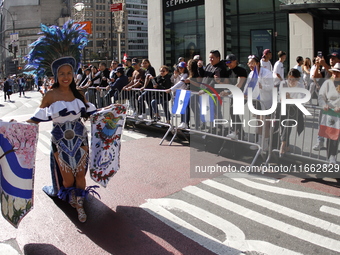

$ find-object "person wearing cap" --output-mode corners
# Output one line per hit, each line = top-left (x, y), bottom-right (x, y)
(109, 61), (119, 83)
(261, 49), (273, 71)
(245, 55), (274, 152)
(221, 54), (247, 140)
(317, 62), (340, 164)
(166, 61), (190, 129)
(316, 52), (340, 80)
(105, 67), (128, 104)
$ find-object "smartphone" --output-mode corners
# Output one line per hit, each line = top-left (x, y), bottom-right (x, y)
(317, 51), (323, 58)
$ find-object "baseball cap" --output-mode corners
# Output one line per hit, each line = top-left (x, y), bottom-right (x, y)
(262, 49), (271, 58)
(116, 67), (125, 73)
(329, 63), (340, 72)
(178, 62), (187, 68)
(328, 52), (340, 59)
(225, 54), (237, 62)
(193, 55), (201, 60)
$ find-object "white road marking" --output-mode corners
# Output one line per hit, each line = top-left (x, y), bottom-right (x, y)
(122, 131), (146, 140)
(183, 185), (340, 252)
(23, 102), (34, 108)
(320, 206), (340, 217)
(203, 179), (340, 235)
(142, 198), (302, 255)
(233, 178), (340, 205)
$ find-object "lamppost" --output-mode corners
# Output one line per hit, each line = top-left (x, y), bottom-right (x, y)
(1, 6), (17, 76)
(73, 3), (86, 64)
(1, 7), (15, 33)
(73, 3), (85, 22)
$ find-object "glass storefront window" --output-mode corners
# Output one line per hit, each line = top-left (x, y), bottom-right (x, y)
(164, 5), (205, 67)
(224, 0), (288, 71)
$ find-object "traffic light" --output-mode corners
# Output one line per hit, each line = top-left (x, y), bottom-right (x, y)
(13, 45), (18, 53)
(8, 44), (12, 53)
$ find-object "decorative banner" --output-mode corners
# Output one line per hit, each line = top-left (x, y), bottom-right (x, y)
(89, 104), (127, 187)
(0, 121), (38, 228)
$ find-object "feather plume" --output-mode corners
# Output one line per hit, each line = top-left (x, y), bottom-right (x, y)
(25, 20), (89, 77)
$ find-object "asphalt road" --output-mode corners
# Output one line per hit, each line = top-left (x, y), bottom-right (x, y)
(0, 90), (340, 255)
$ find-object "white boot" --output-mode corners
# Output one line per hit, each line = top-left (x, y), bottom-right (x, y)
(76, 196), (87, 223)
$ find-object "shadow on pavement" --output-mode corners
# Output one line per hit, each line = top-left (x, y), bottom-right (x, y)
(51, 196), (233, 255)
(24, 243), (67, 255)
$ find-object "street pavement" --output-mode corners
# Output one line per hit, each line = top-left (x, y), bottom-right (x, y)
(0, 90), (340, 255)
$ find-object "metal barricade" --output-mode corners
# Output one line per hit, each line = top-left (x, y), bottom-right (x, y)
(168, 91), (269, 166)
(87, 87), (110, 108)
(117, 88), (173, 144)
(266, 103), (339, 166)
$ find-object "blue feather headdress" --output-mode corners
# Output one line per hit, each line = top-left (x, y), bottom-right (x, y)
(25, 20), (89, 79)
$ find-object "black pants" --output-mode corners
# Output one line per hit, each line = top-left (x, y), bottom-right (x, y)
(327, 138), (339, 158)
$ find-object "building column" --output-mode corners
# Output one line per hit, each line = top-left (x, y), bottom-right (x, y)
(205, 0), (225, 58)
(148, 1), (163, 69)
(289, 13), (314, 67)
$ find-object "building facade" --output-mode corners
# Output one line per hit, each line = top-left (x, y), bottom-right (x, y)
(0, 0), (148, 76)
(148, 0), (340, 72)
(0, 0), (69, 76)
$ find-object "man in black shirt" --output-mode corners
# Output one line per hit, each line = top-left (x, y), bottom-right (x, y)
(125, 58), (134, 82)
(220, 54), (247, 140)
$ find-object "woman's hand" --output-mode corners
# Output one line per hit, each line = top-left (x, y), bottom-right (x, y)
(165, 89), (171, 93)
(323, 105), (330, 111)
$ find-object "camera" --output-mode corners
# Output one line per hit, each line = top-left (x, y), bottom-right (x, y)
(317, 51), (323, 58)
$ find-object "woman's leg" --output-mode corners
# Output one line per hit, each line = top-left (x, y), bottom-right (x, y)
(53, 152), (75, 188)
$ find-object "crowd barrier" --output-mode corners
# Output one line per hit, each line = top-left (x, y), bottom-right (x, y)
(88, 86), (339, 167)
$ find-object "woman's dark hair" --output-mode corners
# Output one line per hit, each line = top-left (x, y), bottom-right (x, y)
(77, 68), (83, 75)
(52, 79), (88, 109)
(288, 68), (301, 78)
(187, 59), (199, 78)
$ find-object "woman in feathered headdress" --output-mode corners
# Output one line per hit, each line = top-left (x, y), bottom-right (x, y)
(26, 20), (98, 223)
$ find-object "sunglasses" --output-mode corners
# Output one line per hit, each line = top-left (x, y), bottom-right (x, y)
(225, 61), (232, 64)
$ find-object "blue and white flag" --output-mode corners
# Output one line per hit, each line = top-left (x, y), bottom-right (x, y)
(0, 122), (38, 228)
(244, 66), (260, 100)
(200, 94), (215, 122)
(172, 90), (191, 114)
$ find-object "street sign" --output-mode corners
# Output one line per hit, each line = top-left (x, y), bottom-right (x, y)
(10, 32), (19, 42)
(77, 21), (92, 35)
(110, 3), (123, 12)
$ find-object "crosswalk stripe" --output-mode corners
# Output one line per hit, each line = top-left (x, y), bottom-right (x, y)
(142, 198), (302, 255)
(320, 206), (340, 217)
(37, 141), (48, 155)
(7, 103), (16, 109)
(39, 133), (51, 146)
(233, 178), (340, 205)
(203, 179), (340, 235)
(122, 132), (146, 140)
(183, 185), (340, 252)
(141, 199), (244, 255)
(23, 102), (34, 108)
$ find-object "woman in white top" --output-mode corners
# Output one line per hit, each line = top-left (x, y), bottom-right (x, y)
(318, 63), (340, 164)
(244, 55), (274, 152)
(302, 57), (311, 89)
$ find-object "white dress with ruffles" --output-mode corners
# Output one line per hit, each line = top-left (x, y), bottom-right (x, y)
(31, 99), (96, 178)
